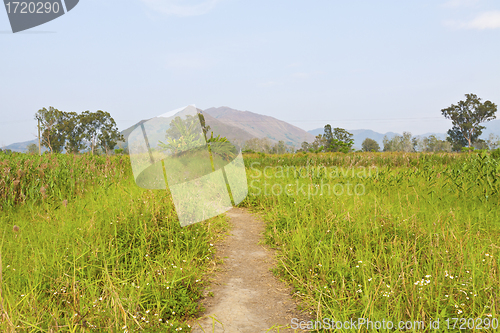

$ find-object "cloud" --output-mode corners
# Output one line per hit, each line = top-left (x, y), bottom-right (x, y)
(444, 10), (500, 30)
(466, 11), (500, 29)
(140, 0), (223, 17)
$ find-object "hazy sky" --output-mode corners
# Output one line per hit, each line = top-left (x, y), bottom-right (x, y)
(1, 0), (500, 146)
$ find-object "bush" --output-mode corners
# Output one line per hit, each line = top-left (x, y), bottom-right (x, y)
(491, 148), (500, 159)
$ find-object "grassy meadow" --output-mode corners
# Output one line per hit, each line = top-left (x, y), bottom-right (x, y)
(0, 153), (228, 332)
(1, 151), (500, 332)
(242, 152), (500, 332)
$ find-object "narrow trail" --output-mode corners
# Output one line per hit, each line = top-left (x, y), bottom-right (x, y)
(190, 207), (311, 333)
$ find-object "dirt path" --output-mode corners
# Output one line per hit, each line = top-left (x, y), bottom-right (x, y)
(190, 207), (311, 333)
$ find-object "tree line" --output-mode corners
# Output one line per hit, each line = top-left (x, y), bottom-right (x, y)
(34, 107), (123, 154)
(243, 138), (296, 154)
(299, 125), (354, 153)
(297, 93), (498, 154)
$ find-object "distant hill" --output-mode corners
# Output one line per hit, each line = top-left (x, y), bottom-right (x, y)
(481, 119), (500, 137)
(118, 108), (257, 149)
(204, 106), (315, 147)
(119, 106), (313, 149)
(2, 138), (37, 152)
(202, 111), (255, 147)
(2, 138), (49, 153)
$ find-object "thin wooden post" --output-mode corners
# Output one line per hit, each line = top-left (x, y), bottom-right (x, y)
(38, 118), (41, 155)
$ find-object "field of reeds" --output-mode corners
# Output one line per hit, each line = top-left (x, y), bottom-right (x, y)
(0, 153), (228, 332)
(1, 150), (500, 332)
(242, 151), (500, 332)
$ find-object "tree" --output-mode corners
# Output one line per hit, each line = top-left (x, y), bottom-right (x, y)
(383, 132), (415, 152)
(414, 135), (451, 152)
(310, 134), (327, 152)
(323, 125), (333, 145)
(206, 132), (237, 161)
(361, 138), (380, 152)
(472, 139), (488, 150)
(299, 141), (310, 152)
(323, 125), (354, 153)
(35, 107), (66, 153)
(79, 110), (123, 155)
(244, 138), (273, 153)
(60, 112), (86, 153)
(272, 140), (287, 154)
(26, 143), (38, 154)
(441, 93), (497, 149)
(487, 133), (500, 150)
(382, 135), (394, 152)
(159, 115), (207, 156)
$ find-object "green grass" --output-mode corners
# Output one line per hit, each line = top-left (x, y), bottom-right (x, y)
(0, 153), (228, 332)
(242, 152), (500, 332)
(2, 151), (500, 332)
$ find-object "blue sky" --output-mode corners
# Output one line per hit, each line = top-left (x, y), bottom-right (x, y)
(1, 0), (500, 146)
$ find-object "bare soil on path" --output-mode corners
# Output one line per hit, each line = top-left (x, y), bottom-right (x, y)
(190, 207), (312, 333)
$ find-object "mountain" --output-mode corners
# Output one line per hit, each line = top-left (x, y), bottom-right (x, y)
(118, 108), (257, 149)
(481, 119), (500, 138)
(2, 138), (49, 153)
(202, 112), (255, 147)
(204, 107), (315, 147)
(119, 106), (312, 149)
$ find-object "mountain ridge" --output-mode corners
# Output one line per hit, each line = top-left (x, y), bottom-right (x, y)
(204, 106), (315, 146)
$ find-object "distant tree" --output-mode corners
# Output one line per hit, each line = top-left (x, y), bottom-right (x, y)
(361, 138), (380, 152)
(79, 111), (99, 154)
(323, 125), (333, 145)
(244, 137), (273, 153)
(60, 112), (86, 153)
(414, 135), (451, 152)
(26, 143), (38, 154)
(272, 140), (287, 154)
(441, 93), (497, 149)
(310, 134), (327, 152)
(472, 139), (488, 150)
(487, 133), (500, 150)
(243, 138), (259, 152)
(35, 107), (66, 153)
(299, 141), (310, 152)
(382, 135), (393, 152)
(323, 125), (354, 153)
(383, 132), (414, 152)
(79, 110), (123, 155)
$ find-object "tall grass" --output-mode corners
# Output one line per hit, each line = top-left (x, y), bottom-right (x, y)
(0, 153), (125, 210)
(0, 153), (228, 332)
(243, 152), (500, 332)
